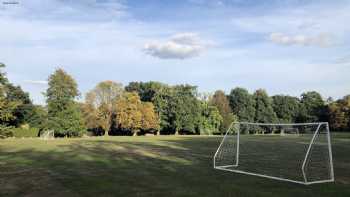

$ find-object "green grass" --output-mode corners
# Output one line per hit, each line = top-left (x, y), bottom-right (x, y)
(0, 134), (349, 197)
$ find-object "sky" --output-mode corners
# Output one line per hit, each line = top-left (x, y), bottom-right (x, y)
(1, 0), (349, 104)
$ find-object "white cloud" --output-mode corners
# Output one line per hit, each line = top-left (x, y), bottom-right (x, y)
(0, 0), (126, 22)
(334, 55), (350, 65)
(268, 33), (332, 47)
(143, 33), (209, 59)
(24, 80), (48, 85)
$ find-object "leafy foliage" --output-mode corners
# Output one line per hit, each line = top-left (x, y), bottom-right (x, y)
(210, 90), (236, 133)
(140, 102), (160, 134)
(299, 91), (325, 122)
(125, 81), (165, 102)
(11, 127), (40, 138)
(199, 101), (223, 135)
(84, 81), (124, 136)
(5, 84), (36, 127)
(0, 63), (21, 127)
(0, 125), (13, 138)
(115, 92), (143, 135)
(26, 105), (48, 129)
(153, 85), (203, 134)
(254, 89), (277, 123)
(46, 69), (85, 137)
(328, 95), (350, 131)
(272, 95), (300, 123)
(228, 87), (255, 122)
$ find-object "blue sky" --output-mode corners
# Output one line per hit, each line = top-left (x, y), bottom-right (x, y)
(1, 0), (349, 104)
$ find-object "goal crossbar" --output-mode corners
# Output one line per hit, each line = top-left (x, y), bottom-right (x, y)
(213, 122), (334, 185)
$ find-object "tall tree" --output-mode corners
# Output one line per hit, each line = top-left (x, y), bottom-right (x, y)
(140, 102), (160, 134)
(26, 105), (48, 129)
(299, 91), (325, 122)
(0, 63), (41, 129)
(228, 87), (255, 122)
(199, 101), (223, 135)
(152, 85), (173, 133)
(152, 85), (202, 135)
(85, 81), (124, 136)
(46, 68), (85, 137)
(115, 92), (142, 135)
(272, 95), (300, 123)
(80, 99), (101, 135)
(5, 84), (36, 127)
(254, 89), (277, 123)
(173, 85), (202, 134)
(210, 90), (236, 134)
(0, 63), (21, 132)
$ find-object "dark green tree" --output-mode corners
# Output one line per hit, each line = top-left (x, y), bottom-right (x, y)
(26, 105), (48, 129)
(272, 95), (300, 123)
(152, 85), (173, 133)
(254, 89), (277, 123)
(170, 85), (201, 134)
(298, 91), (325, 122)
(5, 84), (37, 127)
(0, 63), (20, 137)
(153, 84), (202, 134)
(199, 101), (223, 135)
(228, 87), (255, 122)
(46, 68), (85, 137)
(125, 81), (165, 102)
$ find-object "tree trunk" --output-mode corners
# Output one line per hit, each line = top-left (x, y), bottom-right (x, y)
(104, 122), (110, 136)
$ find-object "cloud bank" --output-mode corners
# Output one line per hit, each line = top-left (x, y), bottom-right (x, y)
(143, 33), (208, 59)
(269, 33), (332, 47)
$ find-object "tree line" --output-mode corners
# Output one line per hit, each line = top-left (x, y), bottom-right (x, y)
(0, 64), (349, 138)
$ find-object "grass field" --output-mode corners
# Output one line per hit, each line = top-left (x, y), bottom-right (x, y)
(1, 134), (350, 197)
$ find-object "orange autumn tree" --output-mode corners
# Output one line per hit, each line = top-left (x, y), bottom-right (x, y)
(116, 92), (142, 135)
(140, 102), (160, 135)
(116, 92), (159, 136)
(84, 81), (124, 136)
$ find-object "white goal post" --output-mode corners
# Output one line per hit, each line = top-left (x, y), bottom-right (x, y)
(213, 122), (334, 185)
(40, 130), (55, 140)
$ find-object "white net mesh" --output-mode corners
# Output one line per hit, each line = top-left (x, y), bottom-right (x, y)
(214, 122), (334, 185)
(40, 130), (55, 140)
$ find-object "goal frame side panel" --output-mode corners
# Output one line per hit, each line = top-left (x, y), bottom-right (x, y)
(213, 122), (335, 185)
(302, 122), (334, 184)
(213, 122), (240, 168)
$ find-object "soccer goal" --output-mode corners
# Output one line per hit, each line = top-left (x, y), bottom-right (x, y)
(213, 122), (334, 185)
(40, 130), (55, 140)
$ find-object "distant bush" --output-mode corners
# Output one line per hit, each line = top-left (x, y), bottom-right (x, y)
(12, 127), (39, 138)
(0, 125), (14, 138)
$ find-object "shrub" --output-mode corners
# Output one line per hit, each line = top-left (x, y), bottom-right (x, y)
(11, 127), (39, 138)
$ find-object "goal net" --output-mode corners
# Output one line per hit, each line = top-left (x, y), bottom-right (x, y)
(40, 130), (55, 140)
(213, 122), (334, 185)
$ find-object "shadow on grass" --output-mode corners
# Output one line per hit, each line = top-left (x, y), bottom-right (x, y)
(0, 136), (349, 197)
